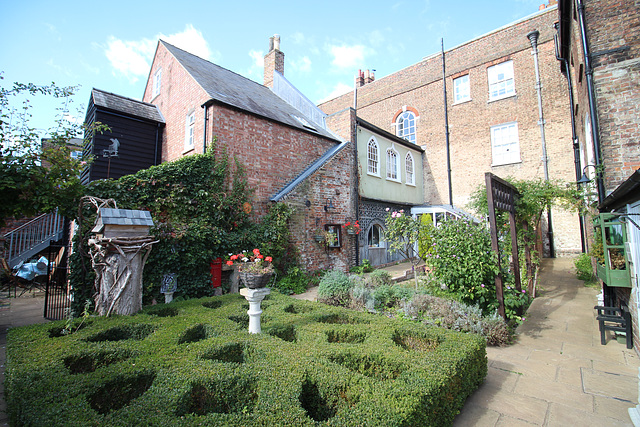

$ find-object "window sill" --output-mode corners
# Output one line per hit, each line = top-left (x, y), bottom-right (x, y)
(405, 182), (416, 187)
(491, 159), (522, 167)
(487, 93), (517, 103)
(367, 172), (381, 178)
(386, 177), (402, 183)
(182, 147), (195, 155)
(453, 98), (472, 106)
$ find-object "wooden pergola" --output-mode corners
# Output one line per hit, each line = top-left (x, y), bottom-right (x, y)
(485, 173), (522, 320)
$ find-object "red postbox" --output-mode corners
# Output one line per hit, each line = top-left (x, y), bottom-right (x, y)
(210, 258), (222, 288)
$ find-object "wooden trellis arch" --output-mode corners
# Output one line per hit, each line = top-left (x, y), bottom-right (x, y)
(485, 173), (522, 320)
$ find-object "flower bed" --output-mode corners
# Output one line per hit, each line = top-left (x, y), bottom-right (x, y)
(7, 293), (486, 426)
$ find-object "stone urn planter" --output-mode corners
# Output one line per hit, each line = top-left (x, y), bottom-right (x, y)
(239, 271), (273, 289)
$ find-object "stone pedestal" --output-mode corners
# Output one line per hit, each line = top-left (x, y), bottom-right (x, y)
(239, 287), (271, 334)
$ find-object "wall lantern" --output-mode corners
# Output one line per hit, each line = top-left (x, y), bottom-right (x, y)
(577, 164), (597, 185)
(324, 198), (336, 212)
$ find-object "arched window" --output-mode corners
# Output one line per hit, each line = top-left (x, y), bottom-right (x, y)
(368, 224), (384, 247)
(396, 111), (416, 144)
(386, 148), (399, 181)
(367, 137), (379, 176)
(405, 153), (415, 185)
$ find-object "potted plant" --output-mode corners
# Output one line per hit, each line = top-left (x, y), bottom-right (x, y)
(343, 221), (361, 235)
(313, 228), (325, 243)
(226, 249), (274, 289)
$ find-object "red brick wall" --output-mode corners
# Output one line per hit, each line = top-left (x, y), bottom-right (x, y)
(141, 42), (357, 271)
(321, 8), (581, 254)
(584, 0), (640, 192)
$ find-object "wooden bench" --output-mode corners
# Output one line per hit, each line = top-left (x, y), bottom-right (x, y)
(595, 305), (633, 349)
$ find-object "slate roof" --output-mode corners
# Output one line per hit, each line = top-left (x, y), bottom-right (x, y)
(95, 208), (154, 227)
(161, 41), (338, 142)
(270, 140), (350, 202)
(91, 89), (165, 124)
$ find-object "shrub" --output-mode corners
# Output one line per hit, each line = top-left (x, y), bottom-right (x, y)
(317, 270), (354, 306)
(6, 293), (487, 426)
(425, 218), (499, 315)
(349, 259), (374, 274)
(368, 269), (392, 287)
(574, 253), (597, 284)
(402, 293), (511, 346)
(274, 267), (314, 295)
(373, 285), (414, 309)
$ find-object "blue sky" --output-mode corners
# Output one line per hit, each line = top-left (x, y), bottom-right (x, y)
(1, 0), (550, 138)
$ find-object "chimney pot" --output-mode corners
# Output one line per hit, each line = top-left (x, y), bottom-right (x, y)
(274, 34), (280, 51)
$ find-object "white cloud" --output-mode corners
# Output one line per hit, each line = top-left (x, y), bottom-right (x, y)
(240, 49), (264, 83)
(105, 25), (218, 84)
(290, 56), (311, 73)
(317, 82), (352, 104)
(105, 36), (155, 83)
(163, 24), (213, 61)
(291, 32), (305, 45)
(327, 44), (373, 70)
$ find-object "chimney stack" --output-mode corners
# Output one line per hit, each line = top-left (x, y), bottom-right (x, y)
(355, 69), (364, 87)
(264, 34), (284, 88)
(365, 69), (375, 84)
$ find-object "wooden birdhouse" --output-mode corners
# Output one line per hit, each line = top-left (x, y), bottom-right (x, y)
(92, 208), (154, 239)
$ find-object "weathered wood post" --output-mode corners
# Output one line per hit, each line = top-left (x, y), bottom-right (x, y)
(89, 208), (156, 316)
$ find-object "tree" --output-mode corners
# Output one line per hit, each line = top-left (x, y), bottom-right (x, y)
(384, 209), (422, 289)
(0, 74), (103, 226)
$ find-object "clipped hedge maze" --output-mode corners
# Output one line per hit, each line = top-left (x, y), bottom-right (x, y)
(6, 292), (486, 426)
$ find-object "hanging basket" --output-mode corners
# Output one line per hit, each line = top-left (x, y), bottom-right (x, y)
(239, 272), (273, 289)
(346, 229), (357, 235)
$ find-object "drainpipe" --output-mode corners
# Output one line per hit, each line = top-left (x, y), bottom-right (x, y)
(527, 29), (555, 258)
(554, 22), (587, 253)
(577, 0), (605, 203)
(442, 39), (453, 207)
(201, 99), (214, 153)
(353, 78), (360, 266)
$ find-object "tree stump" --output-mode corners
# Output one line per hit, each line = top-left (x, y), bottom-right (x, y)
(90, 236), (155, 316)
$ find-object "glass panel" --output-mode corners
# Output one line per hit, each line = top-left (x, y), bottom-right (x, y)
(605, 224), (624, 245)
(608, 248), (626, 270)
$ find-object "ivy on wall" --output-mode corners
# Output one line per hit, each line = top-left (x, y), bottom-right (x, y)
(69, 146), (296, 312)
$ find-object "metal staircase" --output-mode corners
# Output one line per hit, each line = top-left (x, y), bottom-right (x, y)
(3, 211), (65, 268)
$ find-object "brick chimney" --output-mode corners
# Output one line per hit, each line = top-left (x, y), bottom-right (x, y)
(355, 69), (364, 87)
(264, 34), (284, 88)
(364, 69), (375, 84)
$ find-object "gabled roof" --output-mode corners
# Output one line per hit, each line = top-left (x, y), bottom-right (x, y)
(91, 89), (165, 124)
(270, 140), (350, 202)
(160, 41), (338, 142)
(92, 208), (154, 233)
(357, 117), (424, 152)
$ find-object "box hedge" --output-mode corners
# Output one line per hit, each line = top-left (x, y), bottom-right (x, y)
(6, 293), (486, 426)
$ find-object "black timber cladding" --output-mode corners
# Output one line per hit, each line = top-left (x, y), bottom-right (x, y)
(82, 89), (165, 184)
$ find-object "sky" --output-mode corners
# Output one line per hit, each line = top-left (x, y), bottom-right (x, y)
(1, 0), (550, 139)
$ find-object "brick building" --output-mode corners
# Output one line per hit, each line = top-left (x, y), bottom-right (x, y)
(320, 3), (582, 256)
(135, 38), (356, 272)
(557, 0), (640, 352)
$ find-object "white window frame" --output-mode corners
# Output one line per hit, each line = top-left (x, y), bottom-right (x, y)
(395, 111), (416, 144)
(386, 147), (400, 182)
(405, 152), (415, 185)
(152, 68), (162, 98)
(367, 137), (380, 176)
(488, 61), (515, 101)
(490, 122), (521, 166)
(368, 224), (385, 248)
(184, 111), (195, 151)
(453, 74), (470, 104)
